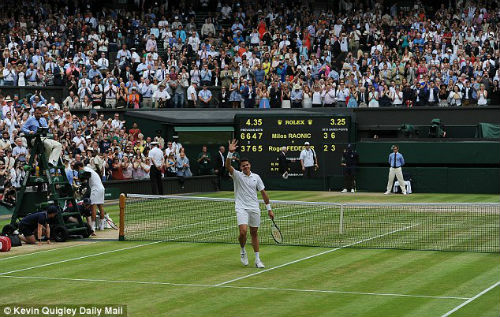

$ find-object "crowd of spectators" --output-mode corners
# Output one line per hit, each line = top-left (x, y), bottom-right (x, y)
(1, 0), (500, 109)
(2, 0), (500, 196)
(0, 101), (200, 193)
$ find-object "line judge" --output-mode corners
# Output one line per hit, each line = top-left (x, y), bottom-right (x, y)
(384, 144), (407, 195)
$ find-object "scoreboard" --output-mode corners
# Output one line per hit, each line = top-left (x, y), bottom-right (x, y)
(236, 115), (351, 177)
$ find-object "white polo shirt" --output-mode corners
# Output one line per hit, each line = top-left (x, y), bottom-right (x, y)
(148, 147), (164, 168)
(231, 170), (265, 211)
(300, 148), (316, 167)
(84, 166), (104, 191)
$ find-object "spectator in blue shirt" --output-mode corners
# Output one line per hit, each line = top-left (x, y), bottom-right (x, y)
(176, 25), (187, 44)
(88, 64), (103, 81)
(198, 85), (212, 107)
(253, 64), (266, 84)
(384, 145), (407, 195)
(29, 92), (46, 106)
(200, 65), (212, 86)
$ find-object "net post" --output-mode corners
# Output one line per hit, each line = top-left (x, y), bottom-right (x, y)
(339, 204), (344, 235)
(118, 193), (126, 241)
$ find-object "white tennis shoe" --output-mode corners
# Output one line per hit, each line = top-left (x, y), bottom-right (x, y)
(341, 189), (348, 193)
(351, 189), (355, 193)
(240, 252), (248, 266)
(384, 191), (391, 195)
(255, 259), (265, 268)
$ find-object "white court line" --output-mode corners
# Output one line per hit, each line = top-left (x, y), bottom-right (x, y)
(0, 241), (161, 276)
(0, 275), (469, 300)
(440, 281), (500, 317)
(0, 242), (97, 262)
(215, 224), (419, 287)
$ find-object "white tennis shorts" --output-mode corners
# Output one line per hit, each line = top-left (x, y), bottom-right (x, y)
(90, 186), (105, 205)
(236, 208), (261, 227)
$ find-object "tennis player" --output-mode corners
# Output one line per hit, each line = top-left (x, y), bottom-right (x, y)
(74, 162), (106, 234)
(226, 139), (274, 268)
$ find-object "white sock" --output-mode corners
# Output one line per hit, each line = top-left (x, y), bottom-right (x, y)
(255, 252), (260, 261)
(241, 247), (246, 254)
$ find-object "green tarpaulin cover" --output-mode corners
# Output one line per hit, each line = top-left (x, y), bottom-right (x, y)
(476, 123), (500, 138)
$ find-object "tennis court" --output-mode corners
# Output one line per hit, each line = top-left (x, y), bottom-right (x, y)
(0, 192), (499, 317)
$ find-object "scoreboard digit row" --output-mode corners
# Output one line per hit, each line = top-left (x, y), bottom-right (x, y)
(236, 115), (351, 177)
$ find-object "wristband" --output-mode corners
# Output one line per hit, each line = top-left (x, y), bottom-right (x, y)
(266, 204), (272, 211)
(227, 152), (234, 159)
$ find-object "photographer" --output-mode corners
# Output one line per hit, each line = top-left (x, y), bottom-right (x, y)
(11, 160), (26, 188)
(197, 145), (212, 175)
(0, 160), (10, 190)
(1, 181), (16, 208)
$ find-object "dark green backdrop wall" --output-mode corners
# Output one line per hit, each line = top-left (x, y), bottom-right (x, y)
(353, 141), (500, 194)
(120, 110), (500, 194)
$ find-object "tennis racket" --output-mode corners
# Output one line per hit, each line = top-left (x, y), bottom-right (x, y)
(270, 218), (283, 244)
(104, 214), (118, 230)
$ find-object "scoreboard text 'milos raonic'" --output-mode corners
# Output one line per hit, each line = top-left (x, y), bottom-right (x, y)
(237, 115), (350, 177)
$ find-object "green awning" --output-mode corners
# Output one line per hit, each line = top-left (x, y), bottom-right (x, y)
(174, 126), (234, 132)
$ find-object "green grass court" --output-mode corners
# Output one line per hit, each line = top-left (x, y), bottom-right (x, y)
(0, 192), (499, 317)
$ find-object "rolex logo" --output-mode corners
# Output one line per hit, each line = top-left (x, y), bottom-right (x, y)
(277, 120), (282, 125)
(308, 119), (313, 125)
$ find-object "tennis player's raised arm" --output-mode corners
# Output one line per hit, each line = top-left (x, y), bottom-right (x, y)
(226, 139), (237, 175)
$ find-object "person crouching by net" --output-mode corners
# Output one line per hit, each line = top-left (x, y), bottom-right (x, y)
(65, 197), (92, 226)
(74, 162), (106, 234)
(18, 205), (58, 245)
(226, 139), (274, 268)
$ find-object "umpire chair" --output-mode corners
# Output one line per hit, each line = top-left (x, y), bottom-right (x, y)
(1, 129), (91, 241)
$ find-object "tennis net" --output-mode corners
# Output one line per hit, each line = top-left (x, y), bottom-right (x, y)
(120, 194), (500, 253)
